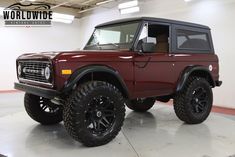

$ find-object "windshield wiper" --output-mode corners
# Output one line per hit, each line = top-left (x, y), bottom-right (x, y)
(85, 43), (120, 50)
(94, 43), (102, 50)
(106, 43), (120, 49)
(84, 44), (102, 50)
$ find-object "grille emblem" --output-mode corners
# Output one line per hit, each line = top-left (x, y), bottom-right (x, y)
(23, 67), (43, 75)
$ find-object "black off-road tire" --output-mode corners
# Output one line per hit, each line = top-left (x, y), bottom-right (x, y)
(126, 98), (155, 112)
(173, 77), (213, 124)
(63, 81), (126, 147)
(24, 93), (63, 125)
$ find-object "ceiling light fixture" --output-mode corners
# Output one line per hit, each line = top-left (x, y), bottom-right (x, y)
(118, 0), (138, 9)
(120, 6), (139, 14)
(52, 13), (75, 24)
(184, 0), (192, 2)
(0, 7), (4, 16)
(96, 0), (114, 6)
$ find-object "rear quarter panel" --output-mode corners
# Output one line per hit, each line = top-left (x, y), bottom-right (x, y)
(171, 53), (219, 90)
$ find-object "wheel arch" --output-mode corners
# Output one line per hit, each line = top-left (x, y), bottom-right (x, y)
(176, 66), (215, 92)
(62, 65), (130, 98)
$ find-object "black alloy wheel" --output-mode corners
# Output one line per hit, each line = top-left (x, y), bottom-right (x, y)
(174, 77), (213, 124)
(191, 87), (209, 114)
(86, 95), (116, 135)
(24, 93), (63, 125)
(63, 81), (125, 147)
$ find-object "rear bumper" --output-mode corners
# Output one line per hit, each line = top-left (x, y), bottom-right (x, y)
(14, 82), (59, 99)
(215, 80), (222, 87)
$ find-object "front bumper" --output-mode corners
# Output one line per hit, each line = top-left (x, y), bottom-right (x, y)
(14, 82), (59, 99)
(215, 80), (222, 87)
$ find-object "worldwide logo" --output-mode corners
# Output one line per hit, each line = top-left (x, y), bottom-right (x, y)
(3, 2), (53, 27)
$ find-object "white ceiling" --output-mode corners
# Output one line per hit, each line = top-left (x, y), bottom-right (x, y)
(0, 0), (121, 18)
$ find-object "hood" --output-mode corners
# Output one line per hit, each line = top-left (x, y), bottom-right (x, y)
(17, 52), (62, 60)
(17, 50), (134, 62)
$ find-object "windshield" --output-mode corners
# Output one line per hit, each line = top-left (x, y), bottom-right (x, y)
(84, 22), (140, 50)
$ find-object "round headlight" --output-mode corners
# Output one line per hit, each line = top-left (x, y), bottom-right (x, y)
(44, 66), (51, 80)
(18, 64), (22, 76)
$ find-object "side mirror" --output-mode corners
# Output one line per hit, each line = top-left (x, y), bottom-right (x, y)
(137, 37), (156, 53)
(142, 43), (156, 53)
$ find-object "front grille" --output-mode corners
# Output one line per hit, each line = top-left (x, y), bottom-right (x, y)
(18, 61), (52, 85)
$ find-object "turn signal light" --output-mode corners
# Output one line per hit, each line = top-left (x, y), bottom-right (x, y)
(62, 69), (72, 75)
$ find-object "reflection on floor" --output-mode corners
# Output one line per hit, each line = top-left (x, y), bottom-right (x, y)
(0, 92), (235, 157)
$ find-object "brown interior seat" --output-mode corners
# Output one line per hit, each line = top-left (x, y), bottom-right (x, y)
(156, 34), (169, 52)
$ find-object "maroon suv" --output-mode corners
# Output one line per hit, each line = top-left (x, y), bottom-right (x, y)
(15, 17), (222, 146)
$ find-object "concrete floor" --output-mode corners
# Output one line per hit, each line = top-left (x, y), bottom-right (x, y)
(0, 93), (235, 157)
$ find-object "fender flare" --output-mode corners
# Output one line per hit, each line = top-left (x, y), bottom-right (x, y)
(176, 66), (215, 92)
(61, 65), (130, 98)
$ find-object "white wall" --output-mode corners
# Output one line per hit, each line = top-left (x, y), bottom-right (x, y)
(0, 18), (80, 90)
(78, 0), (235, 108)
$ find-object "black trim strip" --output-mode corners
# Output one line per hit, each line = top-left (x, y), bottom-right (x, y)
(215, 80), (222, 87)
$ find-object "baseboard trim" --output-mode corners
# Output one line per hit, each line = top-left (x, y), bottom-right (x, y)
(211, 106), (235, 116)
(0, 90), (21, 93)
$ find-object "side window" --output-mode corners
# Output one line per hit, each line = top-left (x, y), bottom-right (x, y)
(139, 23), (148, 40)
(137, 23), (169, 53)
(176, 29), (210, 51)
